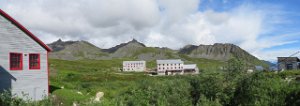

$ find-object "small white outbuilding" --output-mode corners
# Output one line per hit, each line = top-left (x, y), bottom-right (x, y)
(183, 64), (199, 74)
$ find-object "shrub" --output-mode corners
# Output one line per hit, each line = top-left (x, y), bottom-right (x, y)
(231, 72), (287, 105)
(0, 90), (52, 106)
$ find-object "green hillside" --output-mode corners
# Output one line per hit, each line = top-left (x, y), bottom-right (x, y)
(48, 58), (226, 105)
(3, 58), (298, 105)
(49, 59), (184, 105)
(46, 59), (300, 106)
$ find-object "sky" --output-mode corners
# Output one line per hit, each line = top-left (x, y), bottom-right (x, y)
(0, 0), (299, 61)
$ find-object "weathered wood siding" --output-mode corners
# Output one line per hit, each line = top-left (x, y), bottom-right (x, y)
(0, 15), (48, 100)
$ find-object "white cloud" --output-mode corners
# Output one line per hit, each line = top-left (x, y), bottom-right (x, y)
(255, 49), (300, 62)
(0, 0), (298, 61)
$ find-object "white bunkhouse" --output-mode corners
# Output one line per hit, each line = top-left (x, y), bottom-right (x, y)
(183, 64), (199, 74)
(123, 61), (146, 72)
(156, 59), (184, 75)
(0, 9), (52, 101)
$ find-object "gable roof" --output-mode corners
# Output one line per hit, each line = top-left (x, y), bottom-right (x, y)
(0, 9), (51, 52)
(123, 61), (146, 63)
(183, 64), (197, 69)
(157, 59), (183, 64)
(278, 57), (300, 62)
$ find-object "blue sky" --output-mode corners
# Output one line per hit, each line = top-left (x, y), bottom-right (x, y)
(199, 0), (300, 60)
(0, 0), (299, 61)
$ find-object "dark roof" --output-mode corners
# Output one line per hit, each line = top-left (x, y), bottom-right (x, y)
(0, 9), (51, 52)
(278, 57), (300, 62)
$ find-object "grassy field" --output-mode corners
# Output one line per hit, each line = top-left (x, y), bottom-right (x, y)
(47, 58), (300, 106)
(49, 58), (226, 105)
(50, 59), (142, 105)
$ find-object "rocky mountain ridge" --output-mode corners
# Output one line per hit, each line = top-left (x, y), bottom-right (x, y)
(47, 39), (264, 66)
(178, 43), (259, 61)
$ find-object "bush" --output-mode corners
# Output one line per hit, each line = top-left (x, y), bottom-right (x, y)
(0, 90), (52, 106)
(197, 95), (222, 106)
(0, 91), (23, 106)
(231, 72), (287, 105)
(107, 78), (192, 106)
(190, 78), (201, 106)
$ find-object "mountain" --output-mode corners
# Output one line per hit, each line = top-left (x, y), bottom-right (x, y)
(47, 39), (266, 67)
(103, 39), (179, 60)
(178, 43), (264, 65)
(102, 39), (146, 53)
(48, 39), (109, 60)
(262, 60), (276, 67)
(48, 39), (179, 61)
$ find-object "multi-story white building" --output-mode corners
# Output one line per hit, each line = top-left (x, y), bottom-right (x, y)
(123, 61), (146, 72)
(156, 59), (199, 75)
(156, 59), (184, 75)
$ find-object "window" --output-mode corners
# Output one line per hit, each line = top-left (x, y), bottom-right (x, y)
(10, 53), (23, 70)
(29, 54), (40, 69)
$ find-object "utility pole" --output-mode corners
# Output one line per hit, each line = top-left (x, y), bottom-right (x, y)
(290, 51), (300, 57)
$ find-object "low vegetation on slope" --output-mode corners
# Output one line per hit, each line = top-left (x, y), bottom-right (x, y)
(49, 40), (109, 60)
(1, 58), (300, 106)
(49, 59), (299, 106)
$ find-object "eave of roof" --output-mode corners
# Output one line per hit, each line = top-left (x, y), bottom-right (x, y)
(156, 59), (183, 64)
(0, 9), (52, 52)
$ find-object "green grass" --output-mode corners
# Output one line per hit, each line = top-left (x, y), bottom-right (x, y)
(49, 58), (214, 105)
(48, 58), (275, 105)
(49, 59), (152, 105)
(179, 54), (225, 71)
(52, 89), (91, 105)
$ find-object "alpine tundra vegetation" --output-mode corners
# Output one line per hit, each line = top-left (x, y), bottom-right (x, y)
(1, 0), (300, 106)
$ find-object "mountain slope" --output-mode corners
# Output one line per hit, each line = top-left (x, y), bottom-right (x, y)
(179, 43), (254, 60)
(48, 39), (109, 60)
(103, 39), (179, 60)
(179, 43), (265, 66)
(102, 39), (146, 53)
(47, 39), (266, 67)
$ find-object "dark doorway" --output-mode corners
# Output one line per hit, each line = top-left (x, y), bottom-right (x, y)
(286, 64), (293, 70)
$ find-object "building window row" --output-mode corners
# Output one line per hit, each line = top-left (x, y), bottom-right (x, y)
(158, 63), (181, 66)
(10, 53), (40, 71)
(125, 63), (144, 66)
(158, 66), (183, 70)
(158, 66), (182, 68)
